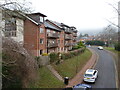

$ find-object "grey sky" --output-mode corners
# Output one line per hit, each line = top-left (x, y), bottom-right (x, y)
(1, 0), (119, 35)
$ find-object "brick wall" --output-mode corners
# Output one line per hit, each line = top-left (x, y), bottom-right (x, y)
(24, 19), (39, 56)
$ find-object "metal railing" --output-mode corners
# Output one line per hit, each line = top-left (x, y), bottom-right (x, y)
(47, 33), (60, 38)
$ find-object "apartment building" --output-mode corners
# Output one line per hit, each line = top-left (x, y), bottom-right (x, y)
(24, 13), (47, 56)
(47, 21), (77, 52)
(44, 20), (60, 53)
(46, 20), (64, 52)
(2, 9), (25, 44)
(2, 9), (78, 56)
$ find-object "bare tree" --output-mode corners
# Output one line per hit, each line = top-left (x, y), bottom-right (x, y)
(95, 25), (118, 46)
(0, 0), (40, 88)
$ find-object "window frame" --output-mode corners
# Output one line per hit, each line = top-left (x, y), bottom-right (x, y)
(40, 38), (44, 44)
(40, 16), (44, 23)
(40, 28), (44, 33)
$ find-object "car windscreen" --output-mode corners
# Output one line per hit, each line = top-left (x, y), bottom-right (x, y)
(85, 74), (93, 77)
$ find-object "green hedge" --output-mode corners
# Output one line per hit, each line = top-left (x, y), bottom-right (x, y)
(114, 43), (120, 51)
(61, 47), (86, 60)
(49, 47), (86, 63)
(86, 40), (105, 46)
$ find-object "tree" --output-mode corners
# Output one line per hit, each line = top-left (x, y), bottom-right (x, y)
(0, 0), (40, 88)
(95, 25), (118, 47)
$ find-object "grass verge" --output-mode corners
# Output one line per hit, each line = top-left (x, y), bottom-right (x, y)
(32, 66), (64, 88)
(53, 49), (92, 79)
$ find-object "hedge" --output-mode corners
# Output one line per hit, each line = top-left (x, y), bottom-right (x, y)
(61, 47), (86, 60)
(114, 43), (120, 51)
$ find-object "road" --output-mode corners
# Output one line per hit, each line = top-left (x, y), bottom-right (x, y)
(87, 46), (116, 88)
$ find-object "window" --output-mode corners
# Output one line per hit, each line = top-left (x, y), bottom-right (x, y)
(40, 50), (43, 55)
(47, 29), (50, 33)
(5, 18), (17, 37)
(61, 47), (63, 51)
(53, 31), (55, 33)
(40, 28), (44, 33)
(40, 16), (44, 23)
(40, 39), (43, 44)
(93, 71), (96, 75)
(58, 40), (60, 44)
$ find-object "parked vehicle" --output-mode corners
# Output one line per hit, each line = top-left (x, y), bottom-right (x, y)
(73, 84), (92, 90)
(98, 46), (103, 50)
(83, 69), (98, 83)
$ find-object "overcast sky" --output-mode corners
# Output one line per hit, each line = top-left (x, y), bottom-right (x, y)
(1, 0), (119, 35)
(29, 0), (119, 35)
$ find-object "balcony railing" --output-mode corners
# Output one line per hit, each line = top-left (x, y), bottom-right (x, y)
(4, 31), (16, 37)
(65, 43), (73, 46)
(65, 35), (72, 40)
(73, 38), (77, 41)
(73, 33), (77, 37)
(65, 29), (72, 34)
(47, 43), (58, 48)
(47, 33), (60, 38)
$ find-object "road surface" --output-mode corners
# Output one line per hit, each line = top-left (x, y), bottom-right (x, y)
(87, 46), (116, 88)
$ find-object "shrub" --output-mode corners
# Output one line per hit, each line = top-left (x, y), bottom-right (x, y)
(86, 40), (105, 46)
(49, 53), (59, 63)
(61, 47), (86, 60)
(72, 41), (85, 50)
(2, 38), (38, 88)
(114, 43), (120, 51)
(42, 53), (48, 56)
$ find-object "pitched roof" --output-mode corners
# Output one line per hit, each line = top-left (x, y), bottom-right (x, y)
(18, 12), (39, 25)
(44, 21), (61, 31)
(46, 19), (63, 29)
(28, 12), (47, 17)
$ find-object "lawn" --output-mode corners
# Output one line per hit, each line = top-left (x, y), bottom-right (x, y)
(32, 66), (64, 88)
(53, 49), (92, 79)
(104, 47), (120, 54)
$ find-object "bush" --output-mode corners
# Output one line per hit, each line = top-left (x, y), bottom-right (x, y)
(114, 43), (120, 51)
(72, 41), (85, 50)
(42, 53), (48, 56)
(35, 56), (42, 68)
(61, 47), (86, 60)
(2, 38), (38, 88)
(49, 53), (59, 63)
(86, 40), (105, 46)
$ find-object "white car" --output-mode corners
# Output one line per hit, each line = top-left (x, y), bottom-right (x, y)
(83, 69), (98, 83)
(98, 46), (103, 50)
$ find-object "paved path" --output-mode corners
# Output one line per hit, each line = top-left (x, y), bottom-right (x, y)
(46, 65), (64, 82)
(66, 48), (98, 87)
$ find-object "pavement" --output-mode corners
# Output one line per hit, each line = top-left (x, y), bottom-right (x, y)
(66, 48), (98, 87)
(46, 65), (64, 82)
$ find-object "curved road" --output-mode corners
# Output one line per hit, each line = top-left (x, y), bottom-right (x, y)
(88, 46), (116, 88)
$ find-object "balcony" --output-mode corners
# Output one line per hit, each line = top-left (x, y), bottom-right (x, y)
(4, 31), (16, 37)
(65, 29), (72, 34)
(73, 38), (77, 41)
(73, 33), (77, 37)
(65, 43), (73, 46)
(65, 35), (72, 40)
(47, 33), (60, 38)
(47, 42), (58, 48)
